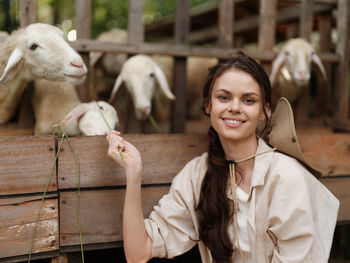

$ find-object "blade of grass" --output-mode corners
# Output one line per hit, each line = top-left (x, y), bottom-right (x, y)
(148, 114), (160, 133)
(58, 125), (85, 263)
(28, 133), (64, 262)
(96, 101), (125, 161)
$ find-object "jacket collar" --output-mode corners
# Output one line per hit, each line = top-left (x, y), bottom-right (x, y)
(250, 138), (274, 189)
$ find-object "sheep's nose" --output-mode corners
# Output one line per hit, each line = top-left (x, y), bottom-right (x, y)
(71, 60), (84, 69)
(140, 106), (151, 116)
(297, 70), (308, 80)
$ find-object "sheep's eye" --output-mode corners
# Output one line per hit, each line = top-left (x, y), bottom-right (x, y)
(285, 51), (290, 56)
(99, 106), (103, 110)
(29, 43), (39, 50)
(149, 72), (154, 78)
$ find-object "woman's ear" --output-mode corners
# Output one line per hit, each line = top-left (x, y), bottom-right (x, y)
(259, 103), (270, 120)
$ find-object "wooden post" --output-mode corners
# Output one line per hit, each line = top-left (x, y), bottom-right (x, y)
(128, 0), (145, 44)
(20, 0), (36, 27)
(171, 0), (190, 133)
(317, 14), (332, 119)
(299, 0), (313, 41)
(258, 0), (277, 74)
(333, 0), (350, 128)
(75, 0), (91, 102)
(296, 0), (313, 124)
(218, 0), (234, 47)
(18, 0), (36, 130)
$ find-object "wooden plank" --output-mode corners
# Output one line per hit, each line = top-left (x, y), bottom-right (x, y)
(299, 0), (313, 40)
(57, 134), (208, 189)
(317, 14), (332, 118)
(218, 0), (234, 47)
(258, 0), (277, 53)
(299, 133), (350, 176)
(0, 136), (56, 196)
(19, 0), (36, 27)
(75, 0), (91, 103)
(319, 176), (350, 222)
(0, 195), (58, 259)
(69, 39), (339, 62)
(59, 187), (169, 247)
(75, 0), (91, 39)
(171, 0), (190, 133)
(128, 0), (144, 44)
(333, 0), (350, 123)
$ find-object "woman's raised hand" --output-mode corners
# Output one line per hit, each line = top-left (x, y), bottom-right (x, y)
(106, 130), (143, 181)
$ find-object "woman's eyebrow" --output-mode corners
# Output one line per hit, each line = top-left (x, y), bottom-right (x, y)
(242, 92), (259, 97)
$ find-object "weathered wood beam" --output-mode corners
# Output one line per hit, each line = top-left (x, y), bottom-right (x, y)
(75, 0), (91, 102)
(171, 0), (190, 133)
(128, 0), (144, 44)
(333, 0), (350, 124)
(218, 0), (234, 47)
(20, 0), (36, 27)
(69, 39), (339, 62)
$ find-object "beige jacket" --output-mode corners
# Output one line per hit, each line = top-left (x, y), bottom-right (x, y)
(144, 139), (339, 262)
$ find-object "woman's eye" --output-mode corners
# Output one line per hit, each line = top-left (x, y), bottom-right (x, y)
(243, 98), (255, 104)
(218, 95), (229, 101)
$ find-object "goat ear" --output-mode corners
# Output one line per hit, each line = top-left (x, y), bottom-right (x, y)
(109, 75), (124, 103)
(153, 63), (175, 100)
(270, 51), (287, 86)
(311, 53), (327, 80)
(60, 103), (89, 126)
(0, 48), (24, 83)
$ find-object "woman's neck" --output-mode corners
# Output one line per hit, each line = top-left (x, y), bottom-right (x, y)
(220, 134), (259, 162)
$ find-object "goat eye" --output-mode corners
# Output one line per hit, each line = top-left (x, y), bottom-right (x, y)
(99, 106), (103, 110)
(149, 72), (154, 78)
(29, 43), (39, 50)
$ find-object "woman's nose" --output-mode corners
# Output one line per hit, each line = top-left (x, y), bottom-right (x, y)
(229, 99), (241, 112)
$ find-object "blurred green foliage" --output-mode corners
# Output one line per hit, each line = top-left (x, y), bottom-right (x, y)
(0, 0), (215, 38)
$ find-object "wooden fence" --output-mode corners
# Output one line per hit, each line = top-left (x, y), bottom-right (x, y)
(0, 132), (350, 262)
(11, 0), (350, 133)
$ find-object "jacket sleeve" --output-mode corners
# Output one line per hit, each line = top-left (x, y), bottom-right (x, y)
(267, 163), (315, 263)
(144, 155), (205, 258)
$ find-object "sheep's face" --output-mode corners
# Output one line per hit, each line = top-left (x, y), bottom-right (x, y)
(126, 71), (155, 120)
(282, 39), (314, 86)
(20, 23), (87, 85)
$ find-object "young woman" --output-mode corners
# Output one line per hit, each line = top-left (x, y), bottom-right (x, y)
(106, 51), (339, 263)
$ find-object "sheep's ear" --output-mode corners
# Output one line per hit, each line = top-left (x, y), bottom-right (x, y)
(90, 52), (103, 67)
(109, 75), (124, 103)
(153, 63), (175, 100)
(311, 53), (327, 80)
(270, 51), (287, 86)
(0, 48), (24, 83)
(60, 103), (89, 126)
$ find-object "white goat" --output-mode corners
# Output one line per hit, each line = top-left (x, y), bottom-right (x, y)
(269, 38), (327, 108)
(109, 54), (217, 123)
(0, 23), (87, 124)
(33, 79), (118, 136)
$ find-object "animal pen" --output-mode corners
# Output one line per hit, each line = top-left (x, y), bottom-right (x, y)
(0, 0), (350, 262)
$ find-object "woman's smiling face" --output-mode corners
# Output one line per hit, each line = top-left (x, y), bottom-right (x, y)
(207, 69), (266, 145)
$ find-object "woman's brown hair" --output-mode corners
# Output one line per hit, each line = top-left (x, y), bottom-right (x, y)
(196, 51), (271, 262)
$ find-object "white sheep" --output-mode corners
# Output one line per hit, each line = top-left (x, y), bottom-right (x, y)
(33, 79), (118, 136)
(0, 23), (87, 124)
(108, 54), (218, 124)
(269, 38), (327, 108)
(109, 54), (176, 121)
